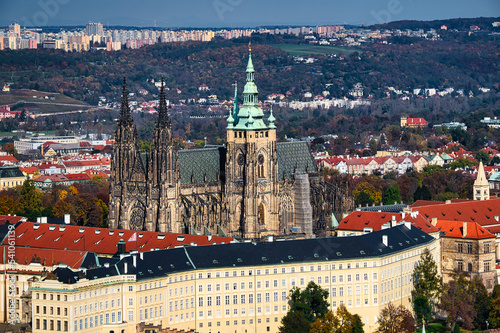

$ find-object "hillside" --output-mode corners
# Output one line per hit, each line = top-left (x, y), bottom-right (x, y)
(0, 25), (498, 106)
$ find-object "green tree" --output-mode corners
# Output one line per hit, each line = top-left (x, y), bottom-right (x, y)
(476, 150), (491, 165)
(383, 183), (401, 205)
(279, 310), (310, 333)
(488, 285), (500, 328)
(470, 276), (490, 330)
(412, 248), (442, 313)
(375, 302), (416, 333)
(413, 296), (431, 329)
(413, 185), (432, 201)
(17, 177), (44, 219)
(438, 271), (476, 331)
(279, 281), (329, 333)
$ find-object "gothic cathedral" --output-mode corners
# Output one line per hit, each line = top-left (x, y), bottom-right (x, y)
(108, 48), (351, 239)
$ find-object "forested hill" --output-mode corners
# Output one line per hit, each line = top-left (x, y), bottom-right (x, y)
(369, 17), (500, 31)
(0, 32), (499, 105)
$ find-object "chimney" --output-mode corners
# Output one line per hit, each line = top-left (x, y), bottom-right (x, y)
(495, 216), (499, 222)
(116, 238), (126, 255)
(64, 214), (70, 224)
(267, 235), (273, 242)
(124, 262), (128, 274)
(463, 222), (467, 238)
(132, 255), (137, 267)
(139, 252), (143, 260)
(402, 212), (406, 219)
(391, 216), (397, 227)
(41, 216), (47, 224)
(404, 221), (411, 230)
(431, 217), (437, 226)
(382, 235), (388, 247)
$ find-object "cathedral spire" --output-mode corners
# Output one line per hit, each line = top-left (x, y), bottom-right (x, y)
(120, 77), (132, 125)
(158, 78), (169, 126)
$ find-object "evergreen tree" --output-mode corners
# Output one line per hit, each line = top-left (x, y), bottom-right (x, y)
(17, 176), (44, 220)
(412, 248), (441, 313)
(488, 285), (500, 328)
(383, 183), (402, 205)
(470, 277), (490, 330)
(413, 184), (432, 201)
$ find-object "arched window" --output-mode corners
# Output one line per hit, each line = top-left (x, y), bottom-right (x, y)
(258, 154), (264, 178)
(259, 203), (265, 225)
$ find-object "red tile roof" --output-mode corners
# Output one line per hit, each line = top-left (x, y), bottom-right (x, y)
(65, 173), (90, 181)
(0, 215), (26, 225)
(6, 222), (235, 255)
(20, 166), (38, 175)
(406, 118), (428, 126)
(0, 155), (19, 163)
(0, 246), (87, 269)
(412, 198), (500, 227)
(435, 220), (495, 240)
(337, 211), (439, 234)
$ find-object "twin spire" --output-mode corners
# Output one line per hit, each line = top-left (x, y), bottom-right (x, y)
(119, 77), (169, 127)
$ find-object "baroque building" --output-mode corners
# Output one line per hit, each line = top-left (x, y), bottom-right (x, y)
(108, 48), (351, 239)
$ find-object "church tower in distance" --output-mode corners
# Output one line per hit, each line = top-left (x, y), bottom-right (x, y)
(225, 44), (280, 239)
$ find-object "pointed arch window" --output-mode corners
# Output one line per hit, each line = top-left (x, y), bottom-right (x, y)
(258, 154), (264, 178)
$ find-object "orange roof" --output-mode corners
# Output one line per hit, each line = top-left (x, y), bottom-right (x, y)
(435, 220), (495, 239)
(6, 222), (235, 255)
(412, 198), (500, 227)
(65, 173), (90, 181)
(0, 246), (87, 269)
(338, 211), (439, 234)
(20, 166), (38, 174)
(407, 118), (428, 126)
(0, 155), (19, 163)
(0, 215), (26, 225)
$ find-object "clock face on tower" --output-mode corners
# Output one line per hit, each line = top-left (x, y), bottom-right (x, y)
(237, 154), (245, 166)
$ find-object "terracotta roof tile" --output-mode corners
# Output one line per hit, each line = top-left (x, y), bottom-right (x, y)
(412, 198), (500, 227)
(6, 222), (234, 255)
(435, 220), (495, 240)
(338, 211), (439, 234)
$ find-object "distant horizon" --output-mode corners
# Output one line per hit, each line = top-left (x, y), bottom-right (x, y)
(4, 15), (500, 30)
(1, 0), (499, 28)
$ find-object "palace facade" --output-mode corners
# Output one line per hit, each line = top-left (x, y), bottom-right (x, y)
(108, 48), (351, 239)
(31, 224), (439, 333)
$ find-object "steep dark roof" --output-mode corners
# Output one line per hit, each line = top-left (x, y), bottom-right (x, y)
(55, 225), (435, 284)
(276, 142), (317, 180)
(178, 147), (225, 184)
(358, 204), (407, 213)
(0, 166), (24, 178)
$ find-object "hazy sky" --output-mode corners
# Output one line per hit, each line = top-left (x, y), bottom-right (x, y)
(1, 0), (499, 28)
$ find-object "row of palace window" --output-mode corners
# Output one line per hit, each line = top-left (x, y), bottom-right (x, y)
(138, 293), (162, 305)
(457, 242), (492, 253)
(73, 299), (121, 316)
(36, 306), (67, 316)
(457, 261), (491, 272)
(197, 317), (279, 329)
(35, 319), (68, 331)
(73, 312), (121, 331)
(138, 306), (163, 321)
